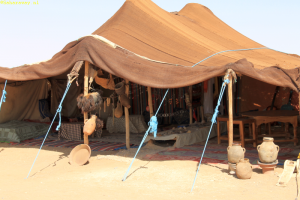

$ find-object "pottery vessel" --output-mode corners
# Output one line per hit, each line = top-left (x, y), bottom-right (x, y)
(236, 158), (252, 179)
(257, 137), (279, 163)
(114, 102), (123, 118)
(83, 115), (97, 136)
(227, 142), (246, 163)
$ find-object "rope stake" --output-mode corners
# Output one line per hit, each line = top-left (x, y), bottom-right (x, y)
(122, 89), (169, 181)
(25, 81), (72, 179)
(190, 73), (231, 192)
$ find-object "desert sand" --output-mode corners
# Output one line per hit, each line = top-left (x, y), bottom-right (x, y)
(0, 140), (298, 200)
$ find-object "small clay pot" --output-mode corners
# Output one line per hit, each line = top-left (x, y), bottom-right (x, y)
(120, 94), (131, 108)
(83, 115), (97, 136)
(114, 102), (123, 118)
(227, 142), (246, 163)
(69, 144), (91, 166)
(257, 137), (279, 163)
(115, 82), (125, 95)
(236, 158), (252, 179)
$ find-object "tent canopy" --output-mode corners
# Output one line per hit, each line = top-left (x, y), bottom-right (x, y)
(0, 0), (300, 90)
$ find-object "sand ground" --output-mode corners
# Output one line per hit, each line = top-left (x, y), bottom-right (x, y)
(0, 138), (299, 200)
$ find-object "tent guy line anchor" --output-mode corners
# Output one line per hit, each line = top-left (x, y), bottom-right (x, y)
(122, 89), (169, 181)
(25, 79), (74, 179)
(190, 71), (232, 192)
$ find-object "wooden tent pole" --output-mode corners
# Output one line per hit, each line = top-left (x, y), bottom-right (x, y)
(84, 61), (89, 145)
(125, 79), (130, 149)
(228, 74), (233, 146)
(189, 86), (193, 124)
(148, 86), (154, 118)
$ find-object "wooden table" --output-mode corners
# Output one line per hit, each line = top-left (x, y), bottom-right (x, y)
(217, 116), (256, 147)
(241, 110), (298, 145)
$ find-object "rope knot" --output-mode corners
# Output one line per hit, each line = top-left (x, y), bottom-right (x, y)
(148, 116), (158, 137)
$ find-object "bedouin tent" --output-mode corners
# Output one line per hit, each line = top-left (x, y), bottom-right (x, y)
(0, 0), (300, 128)
(0, 0), (299, 89)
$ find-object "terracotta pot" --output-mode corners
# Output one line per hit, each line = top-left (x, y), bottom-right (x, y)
(227, 142), (246, 163)
(69, 144), (91, 166)
(257, 137), (279, 163)
(115, 82), (125, 95)
(83, 115), (97, 136)
(120, 94), (131, 108)
(114, 102), (123, 118)
(236, 158), (252, 179)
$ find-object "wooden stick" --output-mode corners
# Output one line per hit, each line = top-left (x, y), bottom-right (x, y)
(125, 80), (130, 149)
(228, 75), (233, 146)
(148, 86), (154, 118)
(189, 86), (193, 124)
(84, 61), (89, 145)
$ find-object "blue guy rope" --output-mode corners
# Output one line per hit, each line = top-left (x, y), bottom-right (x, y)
(191, 47), (268, 68)
(190, 76), (230, 192)
(122, 89), (169, 181)
(0, 80), (8, 111)
(25, 81), (72, 179)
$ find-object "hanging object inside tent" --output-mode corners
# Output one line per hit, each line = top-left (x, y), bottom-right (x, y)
(77, 91), (103, 113)
(185, 93), (192, 107)
(114, 101), (123, 118)
(95, 74), (115, 90)
(104, 99), (107, 113)
(88, 65), (98, 90)
(115, 82), (131, 108)
(107, 98), (111, 107)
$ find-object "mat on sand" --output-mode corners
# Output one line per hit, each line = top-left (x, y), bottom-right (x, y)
(143, 143), (299, 165)
(9, 139), (139, 151)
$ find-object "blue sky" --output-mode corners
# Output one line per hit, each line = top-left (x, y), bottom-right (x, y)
(0, 0), (299, 68)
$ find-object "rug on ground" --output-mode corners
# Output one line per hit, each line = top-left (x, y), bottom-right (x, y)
(143, 143), (299, 165)
(9, 138), (140, 151)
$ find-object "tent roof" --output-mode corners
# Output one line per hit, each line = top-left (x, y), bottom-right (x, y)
(0, 0), (300, 90)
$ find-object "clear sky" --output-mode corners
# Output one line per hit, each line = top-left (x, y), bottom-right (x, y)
(0, 0), (299, 68)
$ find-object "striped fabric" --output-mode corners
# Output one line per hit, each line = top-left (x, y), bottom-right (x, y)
(9, 139), (137, 151)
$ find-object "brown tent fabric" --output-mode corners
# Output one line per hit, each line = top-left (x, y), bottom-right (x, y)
(0, 0), (300, 90)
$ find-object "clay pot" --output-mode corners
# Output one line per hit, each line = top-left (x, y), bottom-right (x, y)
(236, 158), (252, 179)
(257, 137), (279, 163)
(120, 94), (131, 108)
(114, 102), (123, 118)
(69, 144), (91, 166)
(83, 115), (97, 136)
(227, 142), (246, 164)
(115, 82), (125, 95)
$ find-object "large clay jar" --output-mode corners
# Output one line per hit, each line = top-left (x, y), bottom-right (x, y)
(236, 158), (252, 179)
(227, 142), (246, 163)
(257, 137), (279, 163)
(83, 115), (97, 136)
(114, 102), (123, 118)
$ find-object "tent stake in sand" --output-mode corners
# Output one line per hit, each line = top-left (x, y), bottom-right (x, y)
(191, 70), (235, 192)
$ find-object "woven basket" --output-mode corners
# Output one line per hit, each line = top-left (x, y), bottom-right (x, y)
(115, 82), (125, 95)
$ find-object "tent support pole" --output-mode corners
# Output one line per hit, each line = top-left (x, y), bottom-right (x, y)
(228, 74), (233, 146)
(84, 61), (89, 145)
(148, 86), (154, 118)
(125, 79), (130, 149)
(189, 86), (193, 124)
